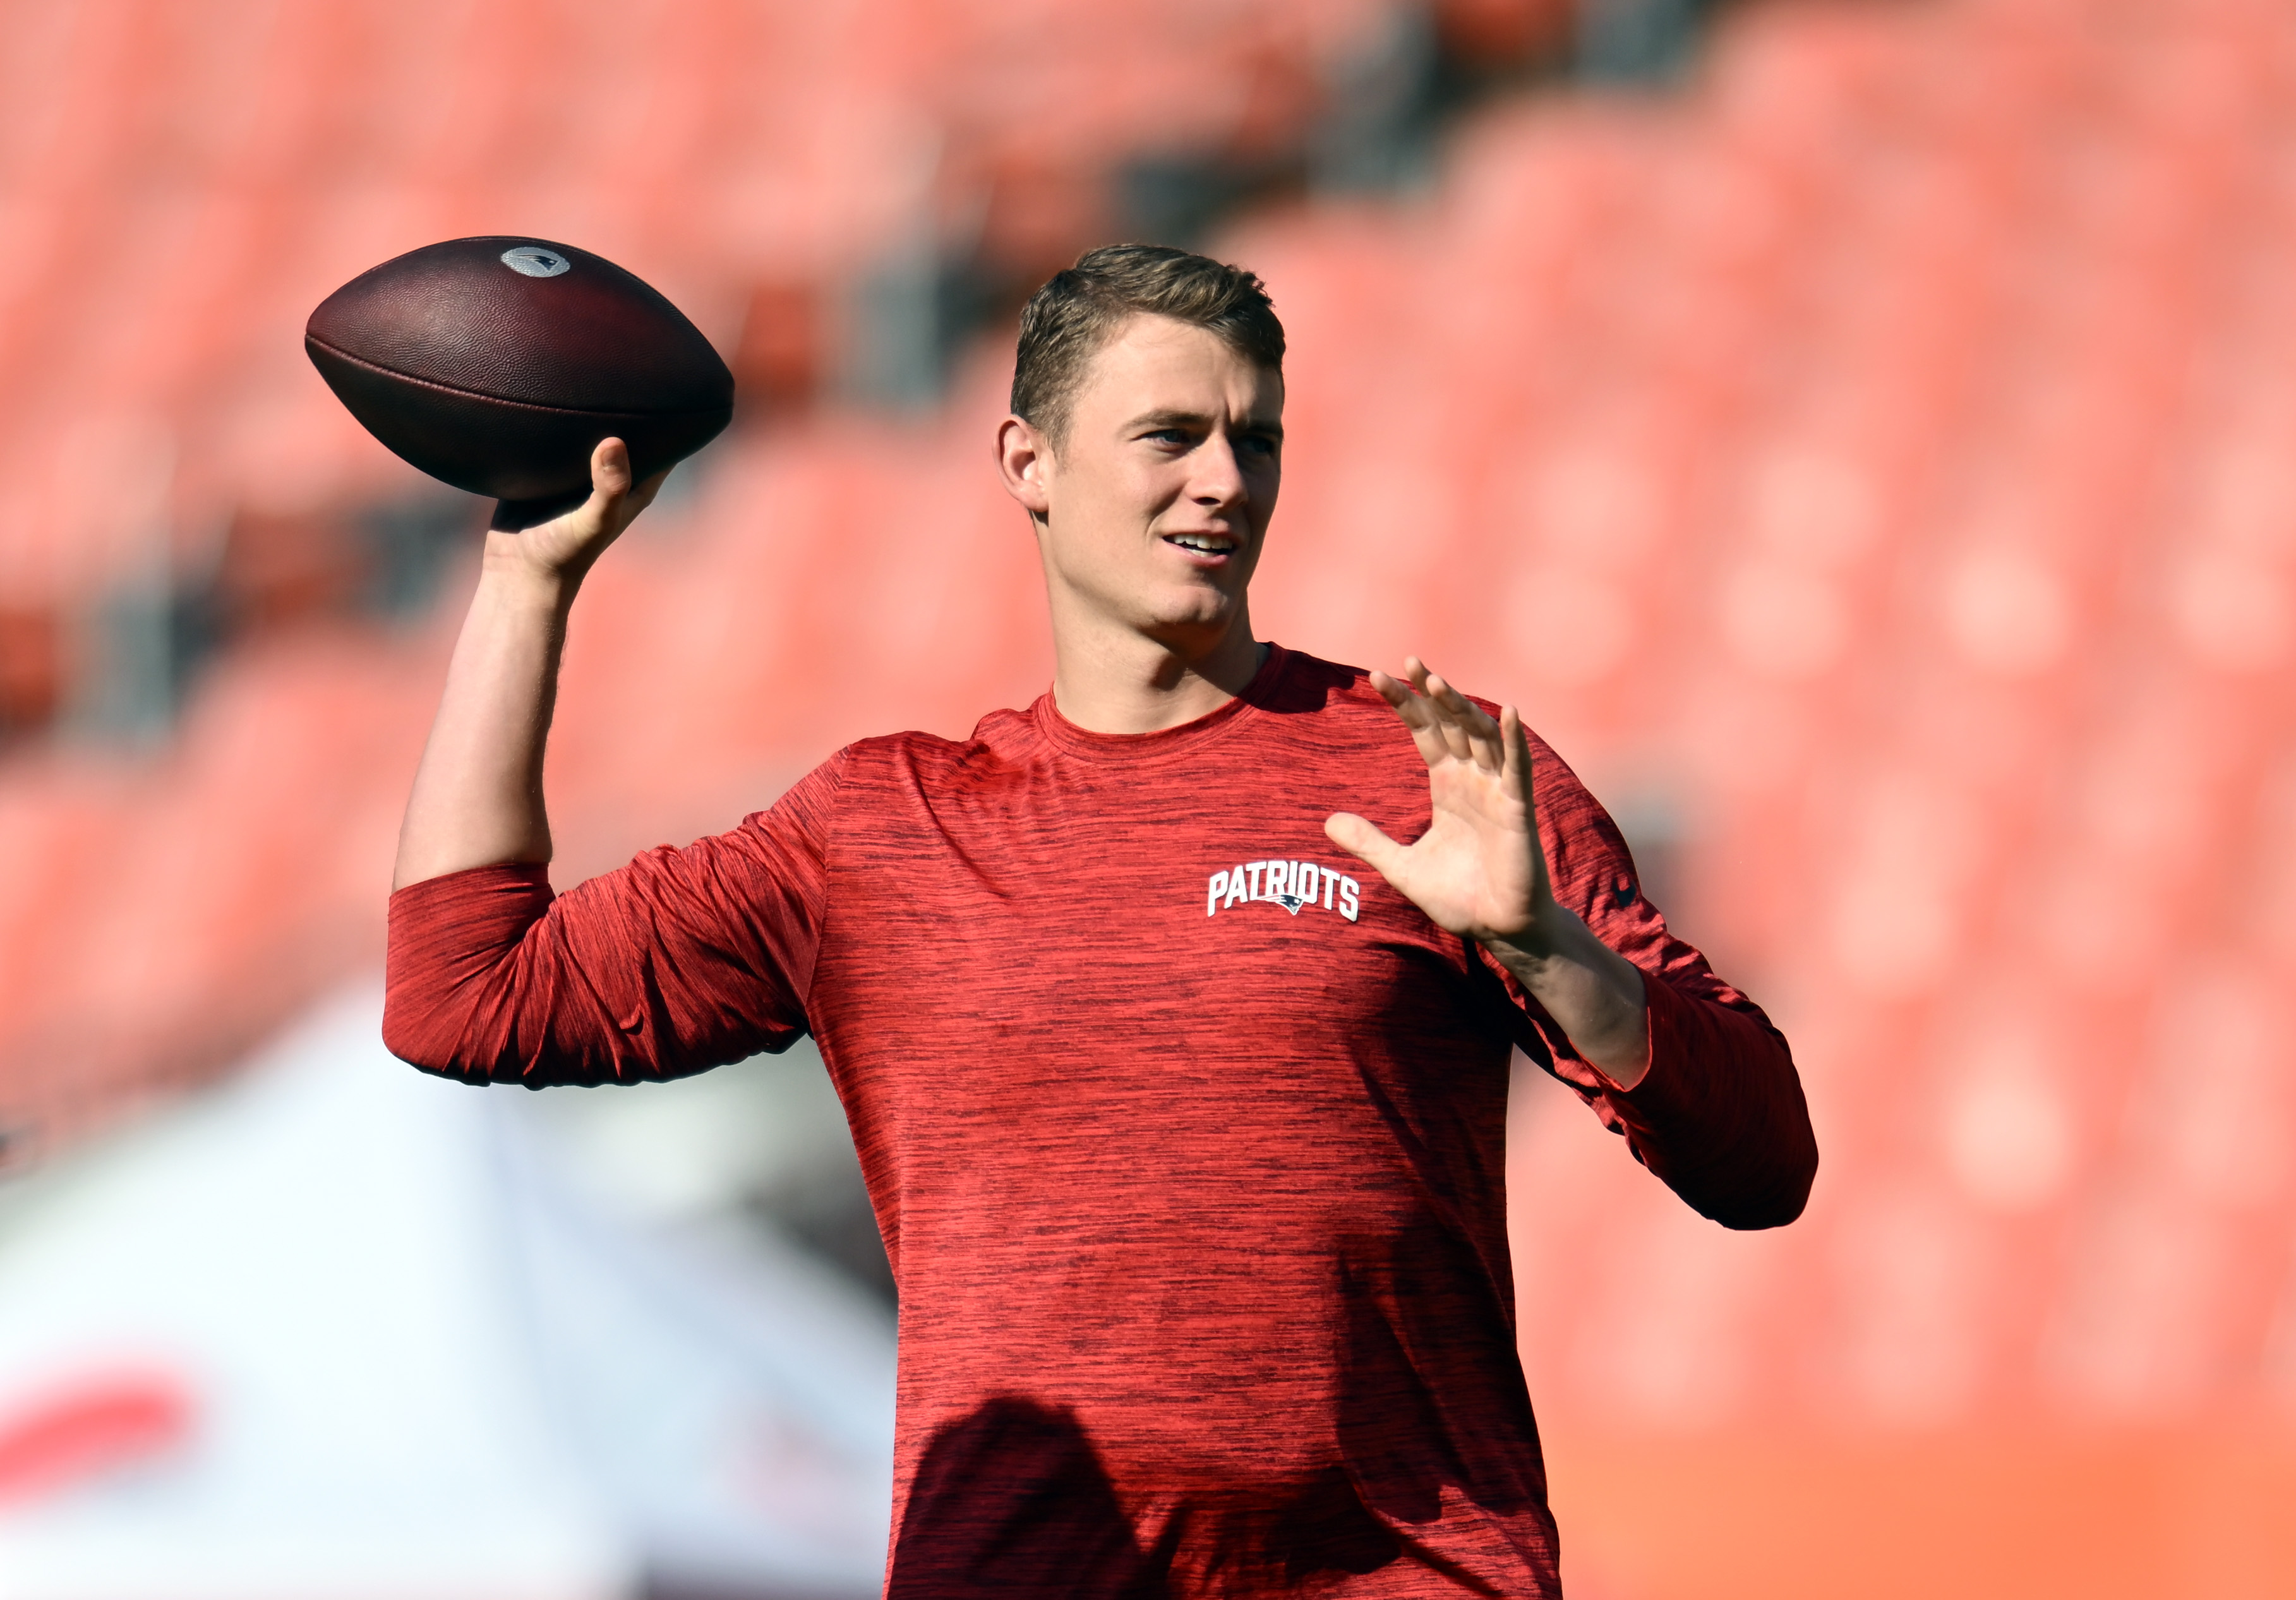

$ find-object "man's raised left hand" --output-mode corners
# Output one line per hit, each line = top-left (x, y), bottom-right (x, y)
(1325, 658), (1653, 1085)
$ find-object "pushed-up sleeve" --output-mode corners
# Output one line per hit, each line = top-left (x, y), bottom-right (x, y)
(383, 754), (843, 1087)
(1482, 743), (1818, 1230)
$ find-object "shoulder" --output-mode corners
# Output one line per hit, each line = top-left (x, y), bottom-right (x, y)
(1240, 649), (1389, 762)
(1265, 646), (1524, 730)
(800, 714), (1037, 796)
(1261, 646), (1539, 752)
(728, 726), (1004, 860)
(1277, 644), (1601, 804)
(1255, 647), (1390, 728)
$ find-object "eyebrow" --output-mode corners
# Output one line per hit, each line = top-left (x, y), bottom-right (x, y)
(1126, 407), (1285, 438)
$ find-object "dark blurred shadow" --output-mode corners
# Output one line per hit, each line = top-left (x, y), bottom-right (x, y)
(884, 1219), (1554, 1595)
(888, 1395), (1165, 1599)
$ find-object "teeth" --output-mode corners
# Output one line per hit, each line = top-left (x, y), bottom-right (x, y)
(1169, 535), (1231, 553)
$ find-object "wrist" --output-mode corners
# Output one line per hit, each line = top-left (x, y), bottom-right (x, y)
(476, 539), (581, 615)
(1478, 895), (1575, 965)
(1478, 903), (1652, 1087)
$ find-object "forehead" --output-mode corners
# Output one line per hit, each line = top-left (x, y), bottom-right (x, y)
(1072, 313), (1282, 416)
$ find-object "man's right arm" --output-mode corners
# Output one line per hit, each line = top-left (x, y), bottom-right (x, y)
(382, 438), (829, 1087)
(393, 438), (661, 890)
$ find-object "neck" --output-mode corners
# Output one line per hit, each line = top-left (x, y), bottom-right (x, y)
(1047, 608), (1266, 735)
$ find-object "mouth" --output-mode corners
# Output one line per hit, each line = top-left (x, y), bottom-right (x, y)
(1162, 531), (1239, 560)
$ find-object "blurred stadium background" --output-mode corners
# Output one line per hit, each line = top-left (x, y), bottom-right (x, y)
(1, 0), (2293, 1594)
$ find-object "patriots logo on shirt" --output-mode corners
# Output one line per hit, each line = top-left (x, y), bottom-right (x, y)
(1206, 859), (1361, 922)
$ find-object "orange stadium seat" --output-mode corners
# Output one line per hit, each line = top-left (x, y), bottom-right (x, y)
(0, 0), (1419, 620)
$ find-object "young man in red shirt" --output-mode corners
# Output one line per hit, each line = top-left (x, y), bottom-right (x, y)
(387, 245), (1816, 1597)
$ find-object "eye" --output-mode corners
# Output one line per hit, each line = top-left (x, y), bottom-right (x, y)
(1239, 433), (1280, 458)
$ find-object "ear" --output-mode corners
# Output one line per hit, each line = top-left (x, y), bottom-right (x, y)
(995, 414), (1053, 524)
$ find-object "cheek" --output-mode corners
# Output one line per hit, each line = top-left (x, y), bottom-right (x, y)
(1077, 462), (1163, 520)
(1120, 454), (1193, 504)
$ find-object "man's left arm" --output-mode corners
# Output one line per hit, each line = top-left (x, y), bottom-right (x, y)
(1325, 658), (1817, 1230)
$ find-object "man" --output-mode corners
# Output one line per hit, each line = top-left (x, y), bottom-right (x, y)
(386, 244), (1816, 1597)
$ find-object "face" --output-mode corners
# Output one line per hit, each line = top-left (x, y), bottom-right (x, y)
(999, 314), (1283, 656)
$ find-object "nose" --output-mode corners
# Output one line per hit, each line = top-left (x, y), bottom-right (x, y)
(1189, 432), (1247, 510)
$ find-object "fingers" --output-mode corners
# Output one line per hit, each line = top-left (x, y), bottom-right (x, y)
(1376, 658), (1504, 771)
(1368, 668), (1453, 770)
(1420, 660), (1504, 767)
(1324, 811), (1405, 881)
(1423, 669), (1493, 766)
(1498, 702), (1529, 776)
(1500, 703), (1551, 897)
(1407, 659), (1468, 762)
(1500, 702), (1536, 805)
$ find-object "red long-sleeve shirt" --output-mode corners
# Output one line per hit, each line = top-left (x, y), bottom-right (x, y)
(385, 644), (1815, 1597)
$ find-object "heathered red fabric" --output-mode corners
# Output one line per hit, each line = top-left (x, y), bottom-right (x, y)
(385, 644), (1816, 1598)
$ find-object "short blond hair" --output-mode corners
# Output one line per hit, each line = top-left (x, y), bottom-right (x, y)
(1011, 244), (1284, 445)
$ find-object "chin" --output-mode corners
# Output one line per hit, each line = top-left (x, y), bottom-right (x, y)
(1139, 589), (1241, 634)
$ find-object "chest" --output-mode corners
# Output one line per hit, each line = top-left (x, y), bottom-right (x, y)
(807, 759), (1498, 1069)
(802, 748), (1523, 1225)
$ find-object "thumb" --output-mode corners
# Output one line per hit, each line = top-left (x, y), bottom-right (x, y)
(512, 439), (641, 570)
(1325, 812), (1405, 882)
(589, 436), (634, 507)
(541, 438), (631, 543)
(624, 464), (673, 519)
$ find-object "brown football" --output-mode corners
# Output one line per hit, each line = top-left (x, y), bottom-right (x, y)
(306, 237), (735, 529)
